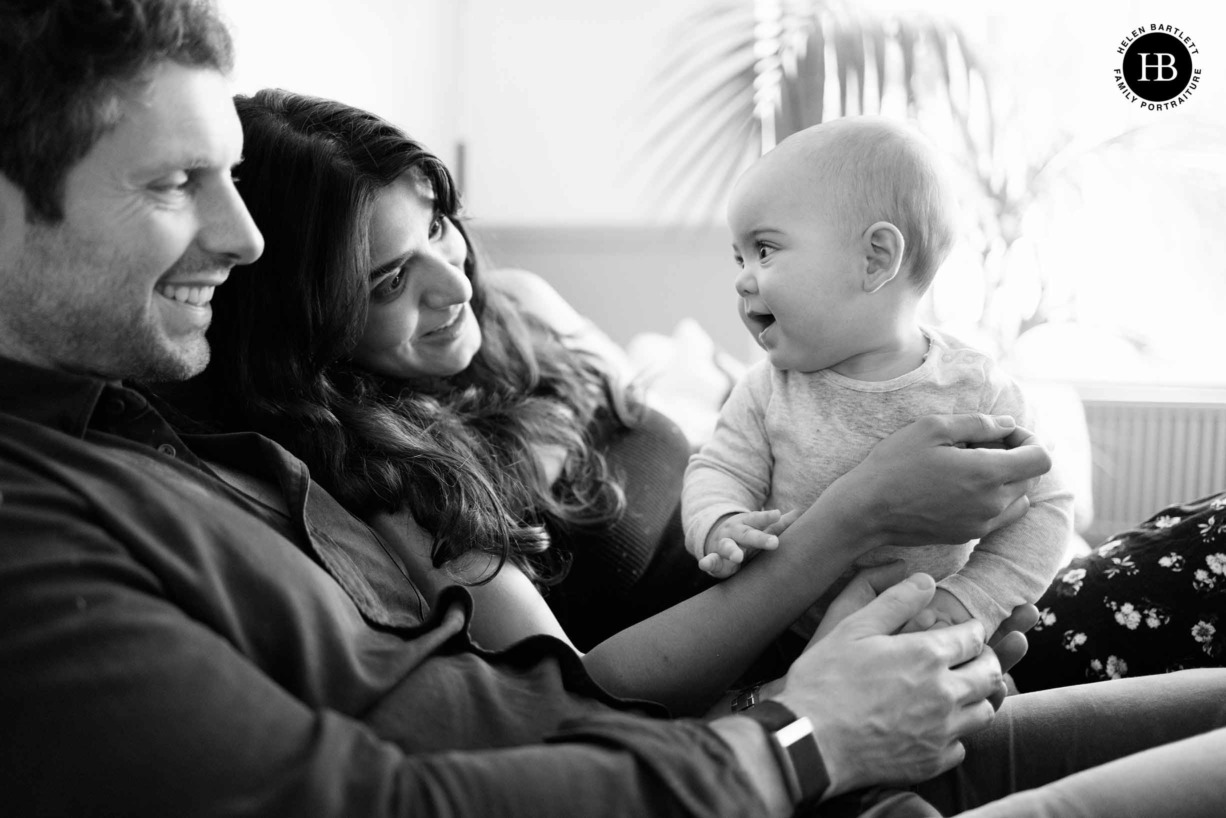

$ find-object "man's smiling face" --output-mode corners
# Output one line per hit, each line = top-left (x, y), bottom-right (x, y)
(0, 61), (263, 381)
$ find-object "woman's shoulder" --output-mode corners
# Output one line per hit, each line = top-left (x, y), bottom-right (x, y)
(484, 267), (635, 381)
(484, 268), (584, 333)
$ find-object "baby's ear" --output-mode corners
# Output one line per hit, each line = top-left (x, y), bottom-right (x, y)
(862, 221), (905, 293)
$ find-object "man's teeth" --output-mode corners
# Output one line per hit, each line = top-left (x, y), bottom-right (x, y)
(158, 284), (215, 306)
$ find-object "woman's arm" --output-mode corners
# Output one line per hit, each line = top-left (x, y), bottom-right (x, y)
(364, 510), (577, 652)
(580, 414), (1050, 715)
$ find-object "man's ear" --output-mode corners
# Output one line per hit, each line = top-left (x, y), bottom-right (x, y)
(862, 221), (904, 293)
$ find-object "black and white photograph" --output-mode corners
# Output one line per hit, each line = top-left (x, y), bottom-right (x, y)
(3, 1), (1225, 814)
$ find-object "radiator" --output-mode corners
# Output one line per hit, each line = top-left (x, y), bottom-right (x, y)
(1081, 395), (1226, 544)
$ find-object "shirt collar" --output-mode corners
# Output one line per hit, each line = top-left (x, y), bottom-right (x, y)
(0, 355), (109, 438)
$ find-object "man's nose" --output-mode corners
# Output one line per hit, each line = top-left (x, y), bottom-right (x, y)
(201, 181), (264, 266)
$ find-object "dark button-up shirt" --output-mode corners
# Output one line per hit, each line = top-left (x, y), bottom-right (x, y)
(0, 356), (764, 816)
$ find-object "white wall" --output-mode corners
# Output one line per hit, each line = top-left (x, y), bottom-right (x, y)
(452, 0), (693, 225)
(214, 0), (695, 223)
(216, 0), (460, 163)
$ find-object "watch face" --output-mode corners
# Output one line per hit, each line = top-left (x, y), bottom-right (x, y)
(775, 716), (814, 748)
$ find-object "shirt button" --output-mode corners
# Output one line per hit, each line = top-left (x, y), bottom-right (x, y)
(158, 443), (177, 457)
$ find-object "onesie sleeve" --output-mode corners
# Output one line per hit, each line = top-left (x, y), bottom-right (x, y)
(937, 366), (1077, 631)
(681, 364), (775, 561)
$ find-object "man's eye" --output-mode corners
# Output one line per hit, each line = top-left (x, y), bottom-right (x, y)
(151, 172), (192, 193)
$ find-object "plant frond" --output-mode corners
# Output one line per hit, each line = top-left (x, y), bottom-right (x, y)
(633, 0), (1009, 224)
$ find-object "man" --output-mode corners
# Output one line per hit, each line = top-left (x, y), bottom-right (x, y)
(1, 1), (1224, 816)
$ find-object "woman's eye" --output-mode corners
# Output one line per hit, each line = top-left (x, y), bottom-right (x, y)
(372, 269), (405, 300)
(429, 216), (446, 240)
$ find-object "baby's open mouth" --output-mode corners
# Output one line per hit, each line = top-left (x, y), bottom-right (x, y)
(744, 309), (776, 337)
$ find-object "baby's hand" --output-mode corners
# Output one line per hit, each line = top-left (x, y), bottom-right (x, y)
(900, 587), (974, 633)
(697, 509), (799, 579)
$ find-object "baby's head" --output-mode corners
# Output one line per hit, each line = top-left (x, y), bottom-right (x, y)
(727, 116), (957, 374)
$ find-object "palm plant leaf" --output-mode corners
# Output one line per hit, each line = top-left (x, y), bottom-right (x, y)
(629, 0), (997, 223)
(867, 22), (887, 112)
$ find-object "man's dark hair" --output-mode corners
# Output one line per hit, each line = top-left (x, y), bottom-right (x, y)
(0, 0), (234, 223)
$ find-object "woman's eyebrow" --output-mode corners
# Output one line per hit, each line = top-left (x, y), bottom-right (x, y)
(368, 252), (411, 280)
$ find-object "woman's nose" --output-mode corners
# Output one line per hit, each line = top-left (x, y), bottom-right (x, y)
(421, 255), (472, 309)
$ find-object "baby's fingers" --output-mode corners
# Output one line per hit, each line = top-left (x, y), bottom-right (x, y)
(763, 508), (801, 537)
(725, 524), (780, 553)
(698, 552), (740, 579)
(713, 537), (746, 563)
(735, 509), (784, 530)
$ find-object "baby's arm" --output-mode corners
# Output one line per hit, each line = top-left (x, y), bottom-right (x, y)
(936, 474), (1073, 631)
(682, 365), (778, 579)
(931, 378), (1075, 632)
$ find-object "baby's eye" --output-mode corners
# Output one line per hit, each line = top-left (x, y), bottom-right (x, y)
(757, 244), (774, 261)
(732, 253), (744, 268)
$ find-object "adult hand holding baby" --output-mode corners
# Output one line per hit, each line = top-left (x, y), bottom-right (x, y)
(802, 560), (1037, 705)
(823, 413), (1051, 552)
(774, 570), (1005, 796)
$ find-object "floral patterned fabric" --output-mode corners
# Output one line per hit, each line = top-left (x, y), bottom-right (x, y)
(1012, 491), (1226, 692)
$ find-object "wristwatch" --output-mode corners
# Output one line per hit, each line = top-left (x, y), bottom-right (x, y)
(740, 699), (830, 810)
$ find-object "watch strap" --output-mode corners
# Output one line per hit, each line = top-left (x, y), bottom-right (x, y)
(730, 683), (762, 713)
(741, 699), (829, 809)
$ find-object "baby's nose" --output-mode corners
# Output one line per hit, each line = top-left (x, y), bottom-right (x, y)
(734, 268), (757, 297)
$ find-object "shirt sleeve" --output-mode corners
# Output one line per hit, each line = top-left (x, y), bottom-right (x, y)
(0, 459), (767, 817)
(681, 364), (775, 560)
(937, 369), (1077, 631)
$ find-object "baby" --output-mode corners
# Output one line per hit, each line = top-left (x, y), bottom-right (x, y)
(681, 116), (1074, 637)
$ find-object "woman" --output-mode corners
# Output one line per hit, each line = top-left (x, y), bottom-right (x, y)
(161, 89), (1047, 715)
(177, 89), (707, 652)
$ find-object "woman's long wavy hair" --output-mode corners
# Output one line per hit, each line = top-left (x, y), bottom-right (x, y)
(183, 89), (630, 585)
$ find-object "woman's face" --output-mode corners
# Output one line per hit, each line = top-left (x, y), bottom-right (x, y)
(352, 172), (482, 379)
